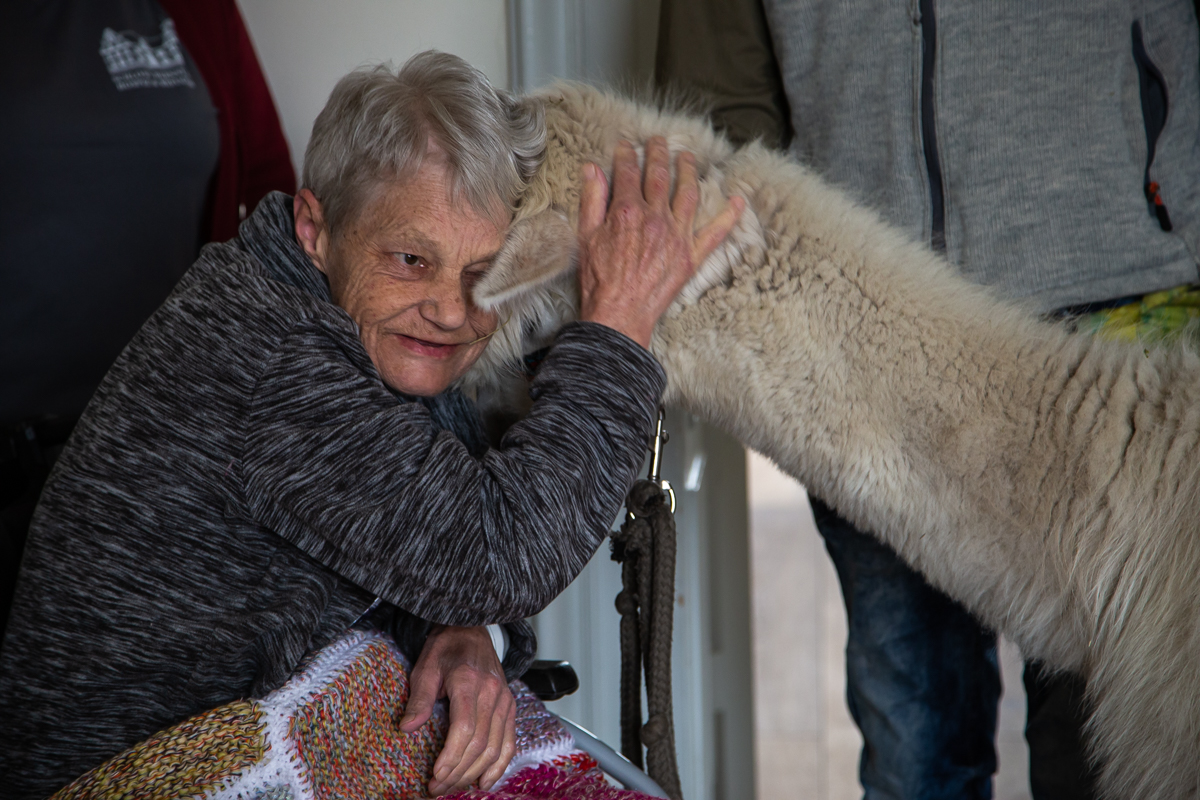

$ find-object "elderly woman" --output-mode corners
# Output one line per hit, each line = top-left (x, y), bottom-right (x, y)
(0, 51), (741, 799)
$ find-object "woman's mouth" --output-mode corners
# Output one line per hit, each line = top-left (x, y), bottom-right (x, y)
(395, 333), (462, 358)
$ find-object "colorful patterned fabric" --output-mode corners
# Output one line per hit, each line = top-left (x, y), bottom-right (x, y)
(51, 702), (266, 800)
(1073, 283), (1200, 345)
(50, 631), (657, 800)
(449, 754), (654, 800)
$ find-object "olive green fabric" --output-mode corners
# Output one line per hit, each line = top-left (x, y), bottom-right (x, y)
(654, 0), (790, 149)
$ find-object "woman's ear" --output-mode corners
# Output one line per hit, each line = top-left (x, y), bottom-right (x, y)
(293, 189), (331, 274)
(475, 209), (578, 310)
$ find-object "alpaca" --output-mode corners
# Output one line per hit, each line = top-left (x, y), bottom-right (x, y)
(461, 84), (1200, 800)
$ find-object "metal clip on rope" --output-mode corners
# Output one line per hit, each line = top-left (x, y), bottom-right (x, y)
(646, 408), (676, 514)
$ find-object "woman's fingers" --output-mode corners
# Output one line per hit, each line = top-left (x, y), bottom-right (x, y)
(431, 678), (514, 793)
(578, 162), (609, 239)
(478, 701), (518, 790)
(642, 137), (672, 212)
(582, 141), (700, 239)
(470, 687), (517, 790)
(693, 195), (746, 265)
(575, 138), (743, 348)
(398, 658), (440, 733)
(609, 140), (645, 210)
(412, 625), (513, 795)
(429, 680), (481, 792)
(671, 151), (700, 224)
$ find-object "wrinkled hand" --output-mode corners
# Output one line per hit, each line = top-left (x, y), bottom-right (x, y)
(577, 136), (745, 348)
(399, 625), (516, 795)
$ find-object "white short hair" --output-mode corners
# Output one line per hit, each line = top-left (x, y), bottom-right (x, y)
(303, 51), (545, 232)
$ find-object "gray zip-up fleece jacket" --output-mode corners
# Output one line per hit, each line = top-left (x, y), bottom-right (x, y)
(0, 192), (666, 799)
(658, 0), (1200, 311)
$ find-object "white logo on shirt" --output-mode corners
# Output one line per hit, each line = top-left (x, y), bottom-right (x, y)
(99, 19), (195, 91)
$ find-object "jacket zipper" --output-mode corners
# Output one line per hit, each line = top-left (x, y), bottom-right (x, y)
(1132, 21), (1173, 232)
(919, 0), (947, 252)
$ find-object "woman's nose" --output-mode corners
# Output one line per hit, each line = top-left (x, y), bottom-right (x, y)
(420, 271), (469, 329)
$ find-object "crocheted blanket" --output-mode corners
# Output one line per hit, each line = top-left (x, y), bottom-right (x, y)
(52, 630), (651, 800)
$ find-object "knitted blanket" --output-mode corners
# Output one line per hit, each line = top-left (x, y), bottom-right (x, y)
(51, 630), (651, 800)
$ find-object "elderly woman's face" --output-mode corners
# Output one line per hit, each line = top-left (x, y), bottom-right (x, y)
(300, 158), (504, 396)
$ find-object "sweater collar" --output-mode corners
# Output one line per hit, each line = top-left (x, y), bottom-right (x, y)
(234, 192), (488, 452)
(237, 191), (334, 304)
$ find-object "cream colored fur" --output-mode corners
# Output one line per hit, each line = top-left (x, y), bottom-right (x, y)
(463, 84), (1200, 800)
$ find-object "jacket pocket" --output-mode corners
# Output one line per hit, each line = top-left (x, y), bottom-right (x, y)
(1132, 20), (1173, 231)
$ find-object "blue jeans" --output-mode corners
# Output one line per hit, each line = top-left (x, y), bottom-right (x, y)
(812, 497), (1000, 800)
(811, 498), (1100, 800)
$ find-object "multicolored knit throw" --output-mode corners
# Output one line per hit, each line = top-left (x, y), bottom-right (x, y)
(51, 630), (655, 800)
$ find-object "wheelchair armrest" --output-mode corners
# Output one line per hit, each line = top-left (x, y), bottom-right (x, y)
(522, 659), (580, 701)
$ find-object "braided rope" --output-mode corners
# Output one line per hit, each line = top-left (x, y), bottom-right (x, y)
(611, 480), (682, 800)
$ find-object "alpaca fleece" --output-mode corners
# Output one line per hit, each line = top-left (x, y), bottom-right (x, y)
(466, 84), (1200, 800)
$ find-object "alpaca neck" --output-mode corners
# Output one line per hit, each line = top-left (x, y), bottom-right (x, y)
(653, 156), (1119, 665)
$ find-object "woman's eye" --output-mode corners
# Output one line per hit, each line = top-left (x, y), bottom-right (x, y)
(397, 253), (421, 267)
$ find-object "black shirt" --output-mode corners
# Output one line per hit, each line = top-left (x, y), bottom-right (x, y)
(0, 0), (220, 423)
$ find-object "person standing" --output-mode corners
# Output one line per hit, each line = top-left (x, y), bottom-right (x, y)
(0, 0), (295, 641)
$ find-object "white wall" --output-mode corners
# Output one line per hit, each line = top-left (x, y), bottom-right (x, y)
(507, 0), (659, 91)
(236, 0), (509, 179)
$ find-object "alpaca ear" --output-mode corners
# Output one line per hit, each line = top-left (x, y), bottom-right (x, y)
(475, 209), (578, 310)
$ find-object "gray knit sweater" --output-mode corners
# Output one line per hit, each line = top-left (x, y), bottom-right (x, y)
(0, 192), (665, 799)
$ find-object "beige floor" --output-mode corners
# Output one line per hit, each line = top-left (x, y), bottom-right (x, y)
(747, 451), (1032, 800)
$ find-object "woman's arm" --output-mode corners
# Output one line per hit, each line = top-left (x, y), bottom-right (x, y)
(242, 319), (663, 626)
(244, 138), (739, 627)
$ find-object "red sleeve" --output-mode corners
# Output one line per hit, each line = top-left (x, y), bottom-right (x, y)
(159, 0), (296, 243)
(225, 1), (297, 212)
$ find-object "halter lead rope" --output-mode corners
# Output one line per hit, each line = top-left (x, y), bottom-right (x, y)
(611, 408), (683, 800)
